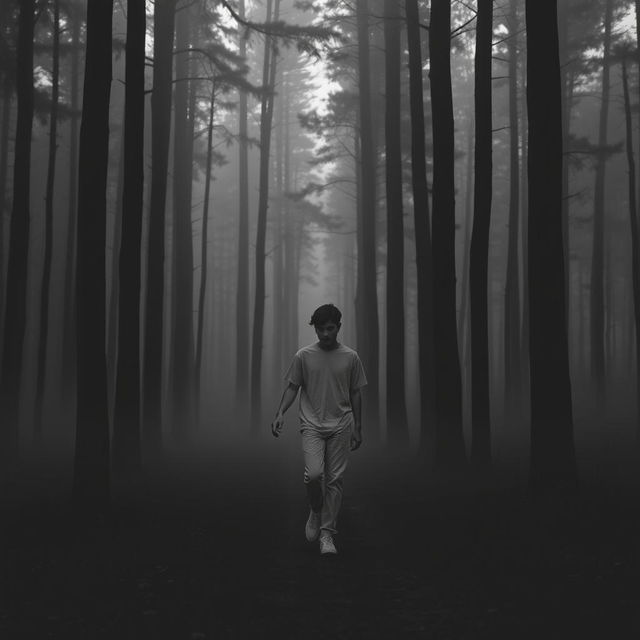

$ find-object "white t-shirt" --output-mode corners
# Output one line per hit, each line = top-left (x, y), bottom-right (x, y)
(285, 342), (367, 433)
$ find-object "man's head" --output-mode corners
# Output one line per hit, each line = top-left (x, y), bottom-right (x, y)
(309, 304), (342, 350)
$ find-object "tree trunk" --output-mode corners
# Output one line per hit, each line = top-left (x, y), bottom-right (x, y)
(469, 0), (493, 470)
(0, 0), (35, 463)
(621, 56), (640, 448)
(171, 4), (195, 441)
(112, 0), (145, 474)
(72, 0), (113, 512)
(235, 0), (250, 412)
(429, 0), (466, 470)
(34, 0), (61, 440)
(143, 0), (176, 457)
(250, 0), (279, 430)
(195, 82), (215, 430)
(504, 0), (521, 423)
(590, 0), (612, 409)
(525, 0), (576, 490)
(384, 0), (409, 446)
(406, 0), (435, 456)
(61, 1), (82, 410)
(355, 0), (380, 433)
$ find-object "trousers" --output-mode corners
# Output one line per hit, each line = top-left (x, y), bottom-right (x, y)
(301, 425), (351, 534)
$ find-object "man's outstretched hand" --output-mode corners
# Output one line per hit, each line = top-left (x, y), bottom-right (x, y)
(271, 413), (285, 438)
(350, 428), (362, 451)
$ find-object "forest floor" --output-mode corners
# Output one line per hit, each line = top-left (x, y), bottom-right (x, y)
(1, 435), (640, 639)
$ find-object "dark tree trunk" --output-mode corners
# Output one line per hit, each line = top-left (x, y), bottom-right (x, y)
(34, 0), (61, 440)
(171, 4), (195, 441)
(0, 0), (35, 463)
(195, 83), (215, 429)
(525, 0), (576, 490)
(504, 0), (521, 421)
(61, 2), (82, 409)
(112, 0), (145, 474)
(72, 0), (113, 512)
(406, 0), (435, 456)
(590, 0), (612, 408)
(429, 0), (466, 470)
(621, 56), (640, 447)
(469, 0), (493, 470)
(250, 0), (279, 430)
(143, 0), (176, 457)
(356, 0), (380, 432)
(235, 0), (250, 412)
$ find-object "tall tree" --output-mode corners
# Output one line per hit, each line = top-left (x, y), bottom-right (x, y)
(504, 0), (522, 420)
(143, 0), (176, 456)
(112, 0), (145, 473)
(171, 1), (196, 440)
(235, 0), (250, 411)
(525, 0), (576, 489)
(469, 0), (493, 470)
(384, 0), (409, 445)
(429, 0), (466, 470)
(0, 0), (35, 463)
(250, 0), (280, 430)
(590, 0), (613, 409)
(406, 0), (435, 456)
(72, 0), (113, 511)
(355, 0), (380, 432)
(34, 0), (61, 439)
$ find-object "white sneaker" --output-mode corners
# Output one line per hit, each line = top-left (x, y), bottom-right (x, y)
(319, 532), (337, 555)
(305, 510), (321, 542)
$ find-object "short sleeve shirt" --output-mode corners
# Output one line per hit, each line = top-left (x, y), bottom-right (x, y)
(285, 342), (367, 433)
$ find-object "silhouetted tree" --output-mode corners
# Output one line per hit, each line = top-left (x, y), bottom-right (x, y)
(385, 0), (409, 445)
(112, 0), (145, 474)
(525, 0), (576, 490)
(429, 0), (466, 470)
(72, 0), (113, 511)
(406, 0), (435, 456)
(470, 0), (493, 470)
(0, 0), (35, 463)
(143, 0), (176, 457)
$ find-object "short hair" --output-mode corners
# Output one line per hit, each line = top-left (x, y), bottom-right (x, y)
(309, 303), (342, 327)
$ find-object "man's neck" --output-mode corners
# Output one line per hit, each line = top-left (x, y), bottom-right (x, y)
(317, 340), (340, 351)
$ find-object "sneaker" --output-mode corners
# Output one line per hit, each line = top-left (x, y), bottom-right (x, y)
(319, 532), (337, 555)
(305, 510), (321, 542)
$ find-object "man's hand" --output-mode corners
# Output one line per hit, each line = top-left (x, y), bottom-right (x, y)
(350, 427), (362, 451)
(271, 412), (285, 438)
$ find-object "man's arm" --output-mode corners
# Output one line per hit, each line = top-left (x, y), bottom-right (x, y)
(350, 388), (362, 451)
(271, 381), (300, 437)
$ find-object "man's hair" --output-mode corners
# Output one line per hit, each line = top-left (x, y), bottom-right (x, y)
(309, 303), (342, 327)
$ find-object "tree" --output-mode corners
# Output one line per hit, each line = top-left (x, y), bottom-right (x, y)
(355, 0), (380, 432)
(112, 0), (145, 474)
(469, 0), (493, 470)
(72, 0), (113, 511)
(0, 0), (35, 463)
(525, 0), (576, 490)
(384, 0), (409, 446)
(143, 0), (176, 457)
(429, 0), (466, 470)
(406, 0), (435, 456)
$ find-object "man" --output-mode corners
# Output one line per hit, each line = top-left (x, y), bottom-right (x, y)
(271, 304), (367, 555)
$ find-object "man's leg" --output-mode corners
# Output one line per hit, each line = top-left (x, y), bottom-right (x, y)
(301, 428), (325, 513)
(320, 426), (351, 534)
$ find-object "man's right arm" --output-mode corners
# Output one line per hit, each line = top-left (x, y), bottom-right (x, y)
(271, 382), (300, 437)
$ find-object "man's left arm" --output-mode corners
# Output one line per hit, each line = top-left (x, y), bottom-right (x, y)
(350, 388), (362, 451)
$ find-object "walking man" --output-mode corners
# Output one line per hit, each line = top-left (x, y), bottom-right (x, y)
(271, 304), (367, 555)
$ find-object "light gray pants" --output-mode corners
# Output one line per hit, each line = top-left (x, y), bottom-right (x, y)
(301, 425), (351, 535)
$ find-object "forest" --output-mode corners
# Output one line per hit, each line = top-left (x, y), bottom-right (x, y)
(1, 0), (640, 637)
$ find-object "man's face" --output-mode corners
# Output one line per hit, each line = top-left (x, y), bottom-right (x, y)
(315, 321), (340, 349)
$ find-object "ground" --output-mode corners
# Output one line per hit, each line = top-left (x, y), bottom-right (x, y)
(1, 437), (639, 639)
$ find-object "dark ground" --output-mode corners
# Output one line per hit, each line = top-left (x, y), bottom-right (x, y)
(1, 437), (640, 639)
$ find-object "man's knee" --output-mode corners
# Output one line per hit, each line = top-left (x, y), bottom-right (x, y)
(304, 467), (323, 484)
